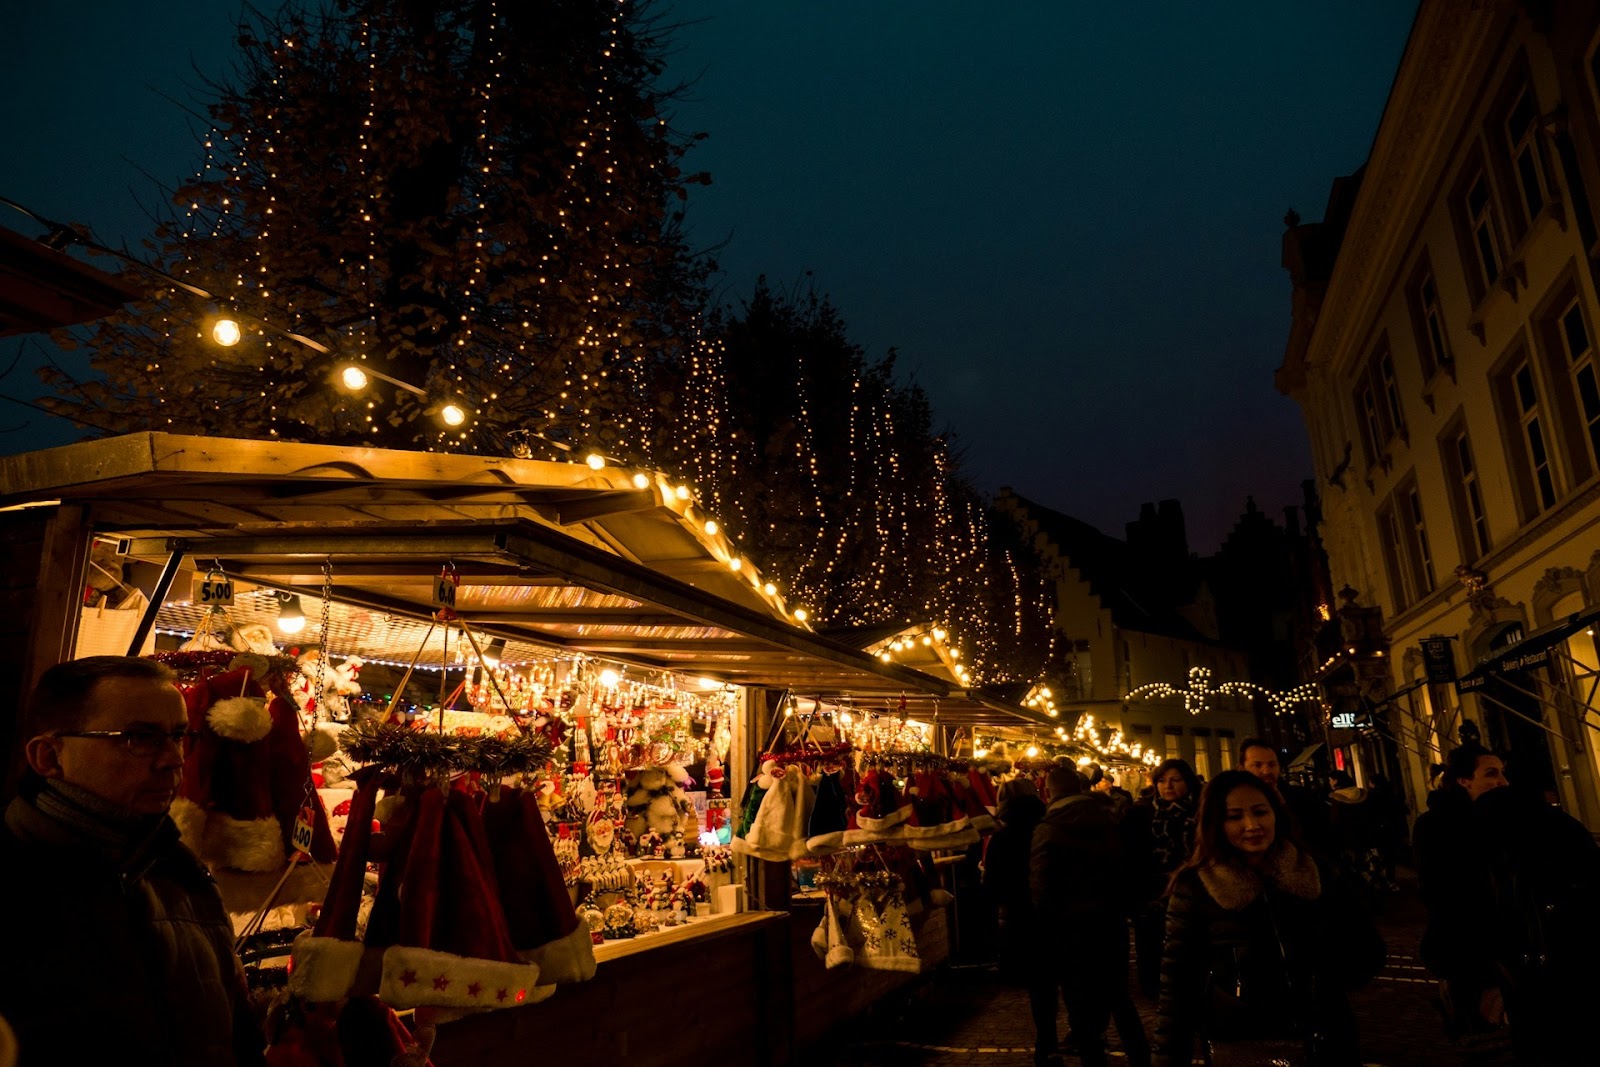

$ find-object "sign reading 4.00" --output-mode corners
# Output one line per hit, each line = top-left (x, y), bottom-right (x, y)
(193, 575), (235, 606)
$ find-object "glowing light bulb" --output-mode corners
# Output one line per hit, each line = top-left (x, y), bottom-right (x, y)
(879, 652), (891, 662)
(1025, 745), (1039, 758)
(763, 583), (777, 596)
(793, 609), (808, 622)
(704, 520), (719, 536)
(674, 485), (690, 501)
(340, 365), (368, 390)
(212, 318), (242, 347)
(598, 668), (620, 688)
(973, 748), (988, 758)
(729, 557), (742, 571)
(932, 628), (946, 641)
(585, 453), (605, 470)
(840, 712), (853, 725)
(440, 404), (466, 427)
(632, 472), (650, 489)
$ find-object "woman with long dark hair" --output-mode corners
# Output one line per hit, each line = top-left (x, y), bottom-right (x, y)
(1154, 769), (1382, 1067)
(1124, 758), (1200, 999)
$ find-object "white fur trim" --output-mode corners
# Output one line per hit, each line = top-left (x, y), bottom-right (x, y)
(207, 696), (272, 743)
(805, 831), (848, 855)
(858, 954), (922, 974)
(519, 921), (596, 985)
(897, 814), (971, 840)
(289, 935), (367, 1003)
(373, 793), (408, 826)
(825, 945), (855, 969)
(968, 814), (996, 833)
(906, 826), (981, 852)
(305, 726), (341, 763)
(202, 813), (286, 873)
(854, 804), (912, 833)
(168, 797), (206, 853)
(378, 945), (544, 1010)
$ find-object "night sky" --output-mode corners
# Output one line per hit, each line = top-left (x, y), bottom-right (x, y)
(0, 1), (1416, 550)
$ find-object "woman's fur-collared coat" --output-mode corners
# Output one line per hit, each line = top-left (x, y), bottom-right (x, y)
(1153, 843), (1382, 1067)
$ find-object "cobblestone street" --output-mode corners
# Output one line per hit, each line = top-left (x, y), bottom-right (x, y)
(823, 881), (1450, 1067)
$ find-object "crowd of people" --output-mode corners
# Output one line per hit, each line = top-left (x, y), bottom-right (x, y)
(982, 736), (1600, 1067)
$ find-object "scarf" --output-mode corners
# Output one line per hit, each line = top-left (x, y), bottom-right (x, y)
(28, 778), (175, 875)
(1149, 794), (1197, 871)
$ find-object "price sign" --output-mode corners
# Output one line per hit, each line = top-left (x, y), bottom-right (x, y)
(432, 573), (458, 608)
(291, 803), (316, 855)
(193, 575), (235, 606)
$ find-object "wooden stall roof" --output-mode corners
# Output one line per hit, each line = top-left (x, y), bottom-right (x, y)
(0, 433), (1052, 727)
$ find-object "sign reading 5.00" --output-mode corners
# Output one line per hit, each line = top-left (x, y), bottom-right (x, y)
(194, 575), (235, 606)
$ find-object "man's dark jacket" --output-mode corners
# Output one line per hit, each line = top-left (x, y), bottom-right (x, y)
(0, 779), (265, 1066)
(1029, 793), (1134, 932)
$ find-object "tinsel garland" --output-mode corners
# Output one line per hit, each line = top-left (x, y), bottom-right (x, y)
(338, 720), (552, 778)
(149, 648), (300, 678)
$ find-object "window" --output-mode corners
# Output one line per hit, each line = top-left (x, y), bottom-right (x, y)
(1557, 299), (1600, 469)
(1352, 337), (1405, 463)
(1513, 359), (1558, 511)
(1377, 477), (1435, 610)
(1192, 742), (1211, 781)
(1218, 733), (1234, 771)
(1503, 84), (1549, 227)
(1442, 424), (1492, 560)
(1464, 168), (1503, 292)
(1407, 260), (1452, 380)
(1164, 727), (1181, 760)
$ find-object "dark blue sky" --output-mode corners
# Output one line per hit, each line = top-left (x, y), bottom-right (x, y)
(1, 1), (1416, 550)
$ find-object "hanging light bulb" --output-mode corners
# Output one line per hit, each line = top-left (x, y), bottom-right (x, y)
(728, 557), (743, 571)
(340, 365), (369, 390)
(482, 638), (506, 669)
(704, 520), (719, 536)
(632, 472), (650, 490)
(598, 668), (620, 688)
(585, 453), (605, 470)
(1025, 744), (1039, 758)
(674, 485), (691, 501)
(793, 608), (808, 622)
(440, 404), (467, 427)
(763, 582), (777, 596)
(211, 317), (242, 347)
(276, 593), (306, 634)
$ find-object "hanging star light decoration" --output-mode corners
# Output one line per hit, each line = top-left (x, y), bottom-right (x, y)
(1125, 667), (1322, 718)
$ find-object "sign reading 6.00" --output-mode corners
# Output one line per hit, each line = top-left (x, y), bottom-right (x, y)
(432, 574), (458, 608)
(194, 576), (235, 606)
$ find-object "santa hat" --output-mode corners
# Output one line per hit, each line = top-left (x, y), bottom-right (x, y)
(169, 665), (337, 873)
(291, 776), (550, 1012)
(480, 786), (596, 986)
(804, 771), (850, 855)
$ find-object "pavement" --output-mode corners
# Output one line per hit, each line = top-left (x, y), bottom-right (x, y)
(818, 878), (1458, 1067)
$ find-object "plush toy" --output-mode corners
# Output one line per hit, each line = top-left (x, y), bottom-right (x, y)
(623, 765), (692, 839)
(317, 656), (364, 723)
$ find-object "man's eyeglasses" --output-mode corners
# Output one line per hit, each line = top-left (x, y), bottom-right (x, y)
(53, 727), (199, 757)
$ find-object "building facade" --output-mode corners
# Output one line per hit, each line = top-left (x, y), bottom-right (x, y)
(996, 491), (1262, 784)
(1278, 0), (1600, 826)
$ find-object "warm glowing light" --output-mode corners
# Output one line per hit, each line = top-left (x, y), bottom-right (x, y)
(340, 365), (368, 390)
(1025, 745), (1039, 758)
(932, 628), (946, 641)
(793, 608), (808, 622)
(632, 472), (650, 490)
(697, 677), (720, 690)
(585, 453), (605, 470)
(440, 404), (467, 427)
(704, 520), (719, 536)
(211, 317), (242, 347)
(973, 747), (988, 758)
(674, 485), (691, 501)
(598, 668), (620, 688)
(729, 557), (743, 571)
(763, 583), (777, 596)
(276, 594), (306, 635)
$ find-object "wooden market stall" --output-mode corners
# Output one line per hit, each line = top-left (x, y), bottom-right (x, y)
(0, 432), (1058, 1065)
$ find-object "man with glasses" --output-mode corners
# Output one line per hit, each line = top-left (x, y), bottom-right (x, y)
(0, 656), (265, 1065)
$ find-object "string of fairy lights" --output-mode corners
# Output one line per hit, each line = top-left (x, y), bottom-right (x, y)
(20, 1), (1075, 694)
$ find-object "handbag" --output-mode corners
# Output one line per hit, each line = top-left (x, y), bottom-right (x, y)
(1204, 890), (1310, 1064)
(74, 588), (155, 658)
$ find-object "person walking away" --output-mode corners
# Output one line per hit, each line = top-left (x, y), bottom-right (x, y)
(1085, 763), (1132, 821)
(1239, 738), (1334, 860)
(0, 657), (265, 1066)
(1474, 783), (1600, 1066)
(1124, 758), (1199, 999)
(1326, 770), (1392, 893)
(1032, 765), (1151, 1067)
(1412, 742), (1507, 1047)
(983, 778), (1059, 1066)
(1154, 769), (1383, 1067)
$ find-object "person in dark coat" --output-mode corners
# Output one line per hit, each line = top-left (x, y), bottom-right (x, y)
(1239, 737), (1334, 860)
(1123, 758), (1199, 998)
(1412, 742), (1506, 1040)
(1154, 769), (1382, 1067)
(983, 777), (1058, 1065)
(1031, 765), (1151, 1067)
(0, 657), (265, 1067)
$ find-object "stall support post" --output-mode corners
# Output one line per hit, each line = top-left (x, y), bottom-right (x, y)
(126, 540), (186, 656)
(3, 504), (90, 796)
